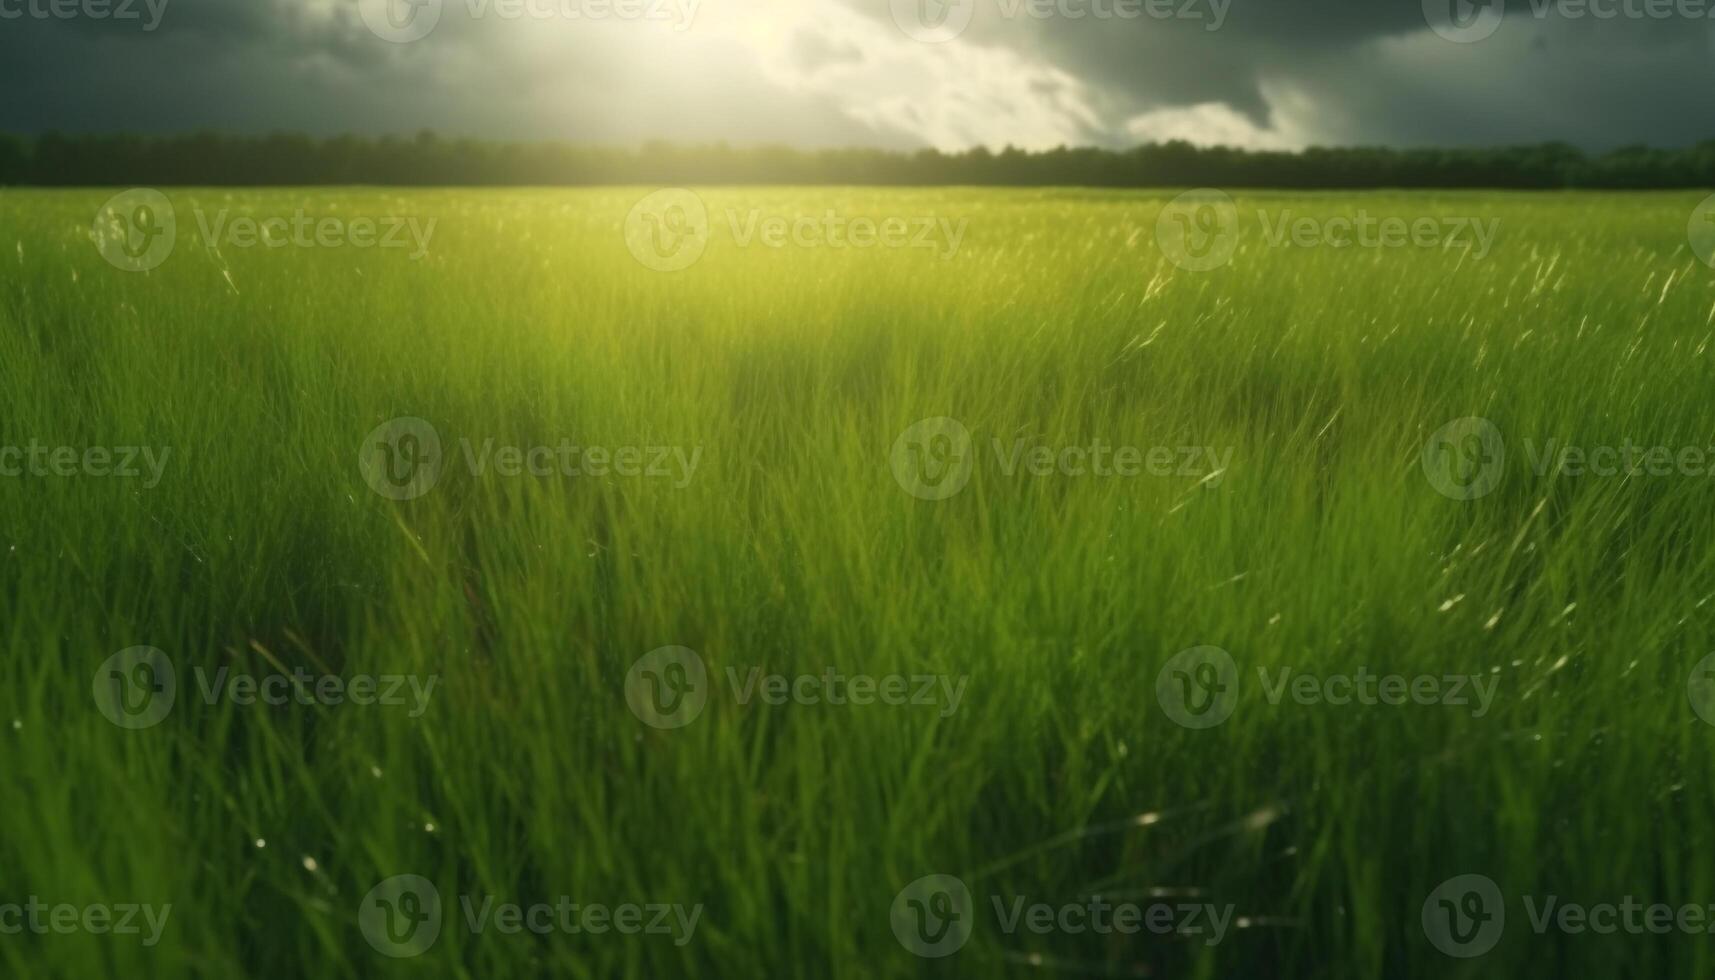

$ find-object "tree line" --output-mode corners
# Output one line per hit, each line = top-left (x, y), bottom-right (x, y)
(2, 131), (1714, 189)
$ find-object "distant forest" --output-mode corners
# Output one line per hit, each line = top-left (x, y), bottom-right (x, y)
(3, 131), (1715, 189)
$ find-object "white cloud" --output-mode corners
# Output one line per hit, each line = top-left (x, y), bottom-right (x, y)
(1121, 76), (1334, 150)
(1125, 100), (1296, 150)
(689, 0), (1109, 149)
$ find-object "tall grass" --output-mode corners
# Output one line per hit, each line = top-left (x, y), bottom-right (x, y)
(2, 186), (1713, 977)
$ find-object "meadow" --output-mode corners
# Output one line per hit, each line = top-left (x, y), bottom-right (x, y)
(3, 185), (1714, 978)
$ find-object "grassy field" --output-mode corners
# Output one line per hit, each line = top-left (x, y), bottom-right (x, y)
(3, 185), (1715, 978)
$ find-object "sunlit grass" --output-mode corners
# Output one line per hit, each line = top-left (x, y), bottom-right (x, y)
(2, 186), (1714, 978)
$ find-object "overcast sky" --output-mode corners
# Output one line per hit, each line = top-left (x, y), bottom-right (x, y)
(2, 0), (1712, 151)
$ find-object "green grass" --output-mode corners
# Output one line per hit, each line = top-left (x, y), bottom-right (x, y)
(3, 185), (1715, 978)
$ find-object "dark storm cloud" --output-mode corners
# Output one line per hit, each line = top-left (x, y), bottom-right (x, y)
(850, 0), (1715, 147)
(1, 0), (1712, 149)
(1106, 4), (1713, 146)
(926, 0), (1435, 110)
